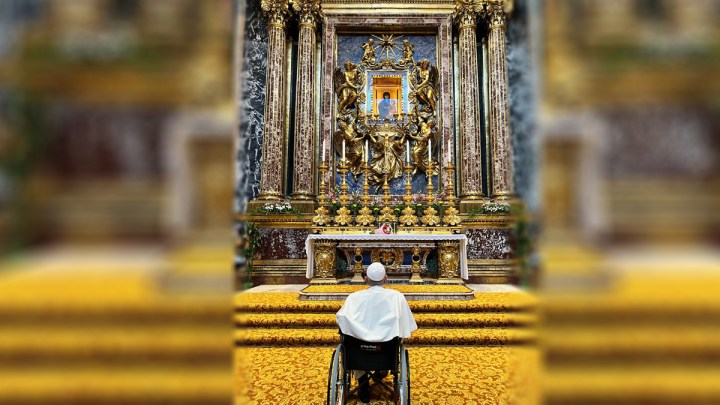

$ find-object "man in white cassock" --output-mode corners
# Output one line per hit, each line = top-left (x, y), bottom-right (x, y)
(336, 262), (417, 403)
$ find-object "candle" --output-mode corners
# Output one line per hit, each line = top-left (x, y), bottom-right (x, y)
(406, 140), (410, 163)
(321, 139), (326, 162)
(428, 139), (432, 161)
(342, 139), (346, 161)
(365, 140), (369, 162)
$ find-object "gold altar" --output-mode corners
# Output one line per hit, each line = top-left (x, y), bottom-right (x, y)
(242, 0), (521, 286)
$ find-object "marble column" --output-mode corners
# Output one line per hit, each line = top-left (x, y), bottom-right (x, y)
(486, 4), (514, 200)
(290, 0), (321, 200)
(257, 0), (289, 200)
(454, 3), (484, 200)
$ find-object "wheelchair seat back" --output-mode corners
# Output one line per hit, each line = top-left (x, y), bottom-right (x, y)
(342, 334), (400, 371)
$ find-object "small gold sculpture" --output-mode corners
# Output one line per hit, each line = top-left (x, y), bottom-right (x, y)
(409, 246), (423, 283)
(351, 247), (364, 282)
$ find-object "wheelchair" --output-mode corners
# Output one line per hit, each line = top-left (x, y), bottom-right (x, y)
(327, 332), (410, 404)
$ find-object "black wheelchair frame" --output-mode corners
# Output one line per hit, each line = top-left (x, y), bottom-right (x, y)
(327, 332), (410, 404)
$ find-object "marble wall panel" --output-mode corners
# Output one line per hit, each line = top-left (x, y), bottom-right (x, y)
(235, 0), (267, 213)
(507, 0), (538, 212)
(465, 228), (515, 260)
(254, 227), (309, 260)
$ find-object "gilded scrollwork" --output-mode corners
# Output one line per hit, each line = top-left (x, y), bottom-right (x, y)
(370, 247), (403, 271)
(314, 240), (337, 279)
(438, 241), (460, 279)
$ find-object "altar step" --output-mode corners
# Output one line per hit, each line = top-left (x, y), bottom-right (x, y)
(234, 290), (538, 347)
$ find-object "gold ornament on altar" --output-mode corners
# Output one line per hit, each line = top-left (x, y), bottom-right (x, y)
(438, 240), (460, 279)
(314, 240), (337, 279)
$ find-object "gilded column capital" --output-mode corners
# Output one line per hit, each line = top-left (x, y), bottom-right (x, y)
(485, 1), (512, 30)
(261, 0), (290, 28)
(291, 0), (322, 28)
(453, 0), (481, 30)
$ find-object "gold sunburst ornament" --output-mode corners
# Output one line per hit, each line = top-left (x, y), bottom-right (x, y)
(371, 34), (403, 60)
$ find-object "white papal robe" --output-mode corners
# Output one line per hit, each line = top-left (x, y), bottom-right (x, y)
(336, 286), (418, 342)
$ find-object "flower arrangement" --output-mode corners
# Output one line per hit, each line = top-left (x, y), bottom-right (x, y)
(467, 201), (512, 217)
(251, 200), (300, 215)
(482, 201), (511, 214)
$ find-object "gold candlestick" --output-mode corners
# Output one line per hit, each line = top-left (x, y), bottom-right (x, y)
(355, 163), (375, 226)
(312, 161), (331, 226)
(399, 163), (418, 227)
(378, 173), (396, 223)
(333, 159), (353, 226)
(442, 163), (462, 226)
(421, 161), (440, 226)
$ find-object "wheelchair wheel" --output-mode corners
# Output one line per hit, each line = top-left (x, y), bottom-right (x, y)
(395, 346), (410, 405)
(327, 344), (347, 405)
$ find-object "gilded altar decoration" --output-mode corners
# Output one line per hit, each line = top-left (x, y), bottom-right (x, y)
(368, 129), (405, 184)
(332, 38), (440, 186)
(371, 247), (403, 271)
(438, 241), (461, 279)
(314, 240), (337, 279)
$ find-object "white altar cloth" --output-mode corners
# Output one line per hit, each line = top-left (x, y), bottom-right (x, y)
(305, 234), (468, 280)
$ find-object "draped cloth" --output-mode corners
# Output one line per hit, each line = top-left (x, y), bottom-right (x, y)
(336, 286), (418, 342)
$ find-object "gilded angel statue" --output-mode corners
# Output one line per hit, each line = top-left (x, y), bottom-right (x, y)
(401, 40), (414, 63)
(333, 116), (365, 177)
(410, 116), (437, 175)
(361, 39), (376, 65)
(334, 61), (362, 114)
(412, 59), (438, 114)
